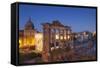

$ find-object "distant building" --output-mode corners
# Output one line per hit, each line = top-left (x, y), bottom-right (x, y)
(73, 31), (92, 42)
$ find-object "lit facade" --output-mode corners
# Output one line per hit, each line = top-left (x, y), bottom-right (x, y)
(19, 18), (43, 52)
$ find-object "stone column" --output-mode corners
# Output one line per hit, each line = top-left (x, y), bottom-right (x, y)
(59, 29), (60, 41)
(50, 28), (52, 44)
(42, 23), (51, 62)
(54, 28), (56, 48)
(63, 29), (64, 41)
(66, 29), (68, 46)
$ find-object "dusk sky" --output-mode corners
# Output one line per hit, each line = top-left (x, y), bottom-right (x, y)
(19, 4), (96, 32)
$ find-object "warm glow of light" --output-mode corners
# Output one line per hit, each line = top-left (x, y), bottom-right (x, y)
(35, 33), (43, 52)
(60, 36), (63, 40)
(67, 35), (70, 39)
(55, 34), (59, 40)
(56, 46), (59, 49)
(19, 39), (21, 47)
(64, 36), (66, 40)
(31, 39), (35, 45)
(19, 39), (23, 48)
(19, 40), (21, 44)
(23, 37), (35, 47)
(27, 40), (30, 45)
(19, 32), (43, 52)
(51, 47), (54, 51)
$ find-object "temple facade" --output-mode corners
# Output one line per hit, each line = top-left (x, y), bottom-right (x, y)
(42, 20), (73, 62)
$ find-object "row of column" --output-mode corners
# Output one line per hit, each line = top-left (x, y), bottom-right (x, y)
(50, 28), (72, 49)
(50, 28), (71, 42)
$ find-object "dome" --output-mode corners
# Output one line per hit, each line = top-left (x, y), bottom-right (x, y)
(24, 18), (34, 30)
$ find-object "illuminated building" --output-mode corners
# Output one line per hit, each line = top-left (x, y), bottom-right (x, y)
(42, 20), (72, 62)
(19, 18), (43, 52)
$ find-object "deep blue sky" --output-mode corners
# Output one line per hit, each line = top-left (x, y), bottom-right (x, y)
(19, 4), (96, 32)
